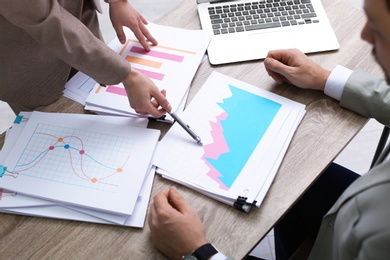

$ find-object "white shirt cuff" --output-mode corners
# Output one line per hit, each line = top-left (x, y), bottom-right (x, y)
(324, 65), (353, 101)
(210, 252), (229, 260)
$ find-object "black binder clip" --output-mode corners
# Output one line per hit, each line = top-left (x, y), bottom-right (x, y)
(234, 196), (257, 212)
(148, 115), (167, 123)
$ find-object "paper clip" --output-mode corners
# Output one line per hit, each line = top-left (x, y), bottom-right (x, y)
(0, 189), (17, 199)
(0, 166), (19, 178)
(13, 114), (29, 124)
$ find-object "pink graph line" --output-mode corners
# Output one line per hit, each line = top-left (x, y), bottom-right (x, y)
(14, 150), (50, 173)
(98, 155), (131, 182)
(16, 132), (129, 186)
(130, 46), (184, 62)
(106, 85), (127, 97)
(201, 112), (230, 191)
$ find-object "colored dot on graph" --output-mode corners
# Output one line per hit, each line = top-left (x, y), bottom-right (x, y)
(79, 150), (85, 155)
(58, 138), (63, 142)
(91, 178), (97, 183)
(49, 146), (54, 150)
(117, 168), (123, 173)
(64, 144), (70, 149)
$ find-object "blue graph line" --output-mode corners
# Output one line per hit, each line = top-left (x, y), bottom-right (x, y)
(205, 85), (282, 188)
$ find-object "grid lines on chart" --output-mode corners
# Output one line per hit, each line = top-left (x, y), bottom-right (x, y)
(12, 123), (135, 192)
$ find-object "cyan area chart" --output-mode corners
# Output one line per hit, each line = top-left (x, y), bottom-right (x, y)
(11, 123), (133, 192)
(201, 85), (282, 190)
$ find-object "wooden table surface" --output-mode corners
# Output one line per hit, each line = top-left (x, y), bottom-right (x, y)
(0, 0), (383, 259)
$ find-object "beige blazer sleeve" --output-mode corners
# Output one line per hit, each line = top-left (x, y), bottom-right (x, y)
(0, 0), (130, 85)
(308, 70), (390, 259)
(340, 69), (390, 126)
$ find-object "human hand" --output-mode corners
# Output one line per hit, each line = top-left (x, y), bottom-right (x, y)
(108, 1), (157, 51)
(122, 69), (171, 118)
(264, 49), (331, 91)
(148, 186), (208, 260)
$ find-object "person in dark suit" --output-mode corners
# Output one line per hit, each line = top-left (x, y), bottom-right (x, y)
(0, 0), (171, 116)
(148, 0), (390, 259)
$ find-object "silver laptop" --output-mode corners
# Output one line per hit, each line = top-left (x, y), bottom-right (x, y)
(197, 0), (340, 65)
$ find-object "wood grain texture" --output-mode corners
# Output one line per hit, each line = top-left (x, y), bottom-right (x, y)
(0, 0), (382, 259)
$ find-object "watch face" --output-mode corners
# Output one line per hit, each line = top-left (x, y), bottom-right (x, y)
(182, 255), (197, 260)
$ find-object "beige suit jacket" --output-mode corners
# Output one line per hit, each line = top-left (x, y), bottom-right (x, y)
(0, 0), (130, 112)
(308, 70), (390, 259)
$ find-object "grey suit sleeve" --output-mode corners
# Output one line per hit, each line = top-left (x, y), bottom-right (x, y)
(340, 69), (390, 126)
(0, 0), (130, 85)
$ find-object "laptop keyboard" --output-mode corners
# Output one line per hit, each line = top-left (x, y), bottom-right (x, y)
(208, 0), (318, 35)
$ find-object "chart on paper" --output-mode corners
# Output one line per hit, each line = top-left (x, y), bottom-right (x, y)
(153, 72), (306, 207)
(120, 40), (196, 81)
(63, 72), (97, 105)
(87, 40), (199, 111)
(1, 112), (160, 214)
(74, 76), (96, 95)
(84, 23), (211, 116)
(152, 72), (296, 197)
(11, 123), (134, 193)
(202, 85), (281, 190)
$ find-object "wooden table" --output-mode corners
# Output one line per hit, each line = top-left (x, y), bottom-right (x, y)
(0, 0), (383, 259)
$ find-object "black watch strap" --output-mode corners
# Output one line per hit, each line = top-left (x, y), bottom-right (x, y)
(192, 243), (218, 260)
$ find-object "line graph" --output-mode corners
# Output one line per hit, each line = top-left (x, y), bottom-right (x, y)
(152, 71), (304, 208)
(11, 123), (134, 192)
(201, 85), (281, 190)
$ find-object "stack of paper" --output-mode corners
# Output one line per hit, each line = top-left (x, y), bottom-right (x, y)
(152, 72), (306, 212)
(64, 22), (211, 121)
(0, 112), (158, 227)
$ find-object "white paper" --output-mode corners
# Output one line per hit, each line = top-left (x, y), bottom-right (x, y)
(85, 22), (211, 117)
(1, 112), (158, 215)
(63, 73), (98, 105)
(0, 112), (153, 227)
(153, 72), (306, 208)
(0, 167), (155, 228)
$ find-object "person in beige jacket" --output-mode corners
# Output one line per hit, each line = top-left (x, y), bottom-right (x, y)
(0, 0), (171, 116)
(148, 0), (390, 259)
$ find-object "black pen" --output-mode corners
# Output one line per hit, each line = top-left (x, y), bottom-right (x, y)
(168, 111), (202, 146)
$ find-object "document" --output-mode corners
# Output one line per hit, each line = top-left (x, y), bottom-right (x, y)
(84, 22), (211, 119)
(152, 72), (306, 211)
(0, 112), (158, 226)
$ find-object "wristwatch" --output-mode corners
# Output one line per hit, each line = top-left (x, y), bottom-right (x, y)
(182, 243), (219, 260)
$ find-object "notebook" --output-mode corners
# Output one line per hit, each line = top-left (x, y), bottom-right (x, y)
(197, 0), (339, 65)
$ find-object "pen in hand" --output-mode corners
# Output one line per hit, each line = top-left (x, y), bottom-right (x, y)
(168, 111), (203, 146)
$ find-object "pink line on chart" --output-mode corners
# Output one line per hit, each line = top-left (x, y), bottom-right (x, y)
(130, 46), (184, 62)
(201, 112), (230, 190)
(133, 68), (165, 80)
(106, 85), (127, 97)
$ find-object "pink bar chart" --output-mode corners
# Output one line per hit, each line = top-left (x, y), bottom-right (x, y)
(119, 40), (196, 82)
(106, 85), (127, 97)
(84, 24), (211, 117)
